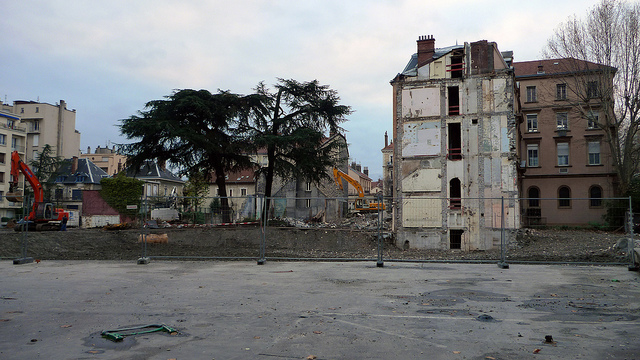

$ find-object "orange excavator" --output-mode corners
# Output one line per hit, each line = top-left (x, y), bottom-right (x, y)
(332, 168), (385, 212)
(6, 151), (69, 231)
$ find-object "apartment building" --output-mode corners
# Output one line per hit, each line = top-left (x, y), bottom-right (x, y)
(0, 109), (26, 220)
(390, 35), (520, 250)
(11, 100), (81, 160)
(514, 58), (617, 226)
(80, 145), (127, 176)
(348, 162), (371, 195)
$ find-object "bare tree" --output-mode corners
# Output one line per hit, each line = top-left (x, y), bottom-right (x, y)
(545, 0), (640, 195)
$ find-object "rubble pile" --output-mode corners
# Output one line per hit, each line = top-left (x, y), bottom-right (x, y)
(276, 213), (389, 231)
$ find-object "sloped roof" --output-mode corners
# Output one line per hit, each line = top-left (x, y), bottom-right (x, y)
(513, 58), (616, 78)
(126, 160), (184, 183)
(382, 142), (393, 151)
(210, 168), (256, 184)
(56, 158), (109, 185)
(400, 44), (464, 76)
(349, 166), (372, 182)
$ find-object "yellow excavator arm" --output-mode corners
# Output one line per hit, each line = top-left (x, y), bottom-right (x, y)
(333, 168), (364, 197)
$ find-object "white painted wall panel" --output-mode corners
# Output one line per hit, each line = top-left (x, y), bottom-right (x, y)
(402, 198), (442, 227)
(402, 122), (440, 157)
(402, 169), (441, 192)
(401, 87), (440, 118)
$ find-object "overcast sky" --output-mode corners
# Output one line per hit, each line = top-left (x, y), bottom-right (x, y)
(1, 0), (600, 180)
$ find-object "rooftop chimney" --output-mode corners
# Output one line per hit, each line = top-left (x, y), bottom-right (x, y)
(364, 167), (369, 176)
(71, 156), (78, 174)
(87, 146), (91, 154)
(417, 35), (436, 68)
(384, 131), (388, 147)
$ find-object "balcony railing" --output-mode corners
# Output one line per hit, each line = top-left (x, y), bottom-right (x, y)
(0, 122), (26, 132)
(447, 148), (462, 161)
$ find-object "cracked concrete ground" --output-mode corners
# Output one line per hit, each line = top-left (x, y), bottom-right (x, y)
(1, 260), (639, 360)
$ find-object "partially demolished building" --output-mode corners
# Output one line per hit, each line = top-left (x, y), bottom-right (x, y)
(390, 35), (520, 250)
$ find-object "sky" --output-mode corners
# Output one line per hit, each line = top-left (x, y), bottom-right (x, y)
(1, 0), (601, 181)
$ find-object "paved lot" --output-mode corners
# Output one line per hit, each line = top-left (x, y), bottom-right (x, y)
(1, 260), (639, 360)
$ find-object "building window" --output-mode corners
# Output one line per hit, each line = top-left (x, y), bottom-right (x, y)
(526, 114), (538, 132)
(587, 81), (599, 98)
(0, 172), (4, 183)
(527, 144), (539, 167)
(590, 186), (603, 207)
(306, 182), (312, 191)
(229, 189), (233, 197)
(448, 122), (462, 160)
(0, 134), (5, 145)
(528, 187), (540, 207)
(557, 142), (569, 166)
(448, 86), (460, 115)
(556, 112), (568, 130)
(11, 138), (19, 151)
(0, 190), (3, 201)
(588, 141), (601, 165)
(241, 188), (247, 196)
(71, 189), (82, 200)
(7, 119), (14, 128)
(305, 199), (311, 208)
(20, 108), (24, 113)
(55, 188), (63, 200)
(0, 153), (4, 164)
(526, 86), (537, 102)
(558, 186), (571, 208)
(587, 111), (599, 129)
(449, 178), (462, 209)
(556, 83), (567, 100)
(32, 134), (39, 147)
(450, 230), (463, 250)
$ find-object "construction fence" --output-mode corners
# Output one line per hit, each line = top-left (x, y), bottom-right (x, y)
(4, 194), (637, 268)
(131, 194), (636, 268)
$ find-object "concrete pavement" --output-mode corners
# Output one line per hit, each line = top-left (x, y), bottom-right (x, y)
(1, 260), (639, 359)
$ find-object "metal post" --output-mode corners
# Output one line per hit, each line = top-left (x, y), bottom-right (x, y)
(498, 196), (509, 269)
(376, 193), (384, 267)
(138, 193), (150, 264)
(628, 196), (637, 271)
(257, 195), (267, 265)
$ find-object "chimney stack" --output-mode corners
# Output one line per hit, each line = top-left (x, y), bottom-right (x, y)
(364, 167), (369, 176)
(87, 146), (91, 154)
(71, 156), (78, 174)
(384, 131), (388, 147)
(417, 35), (436, 68)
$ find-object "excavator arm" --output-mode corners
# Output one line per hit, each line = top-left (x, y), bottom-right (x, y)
(333, 168), (364, 197)
(7, 151), (44, 203)
(332, 167), (385, 212)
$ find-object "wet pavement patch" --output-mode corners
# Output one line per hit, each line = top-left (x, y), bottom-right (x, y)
(83, 332), (137, 351)
(476, 314), (499, 322)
